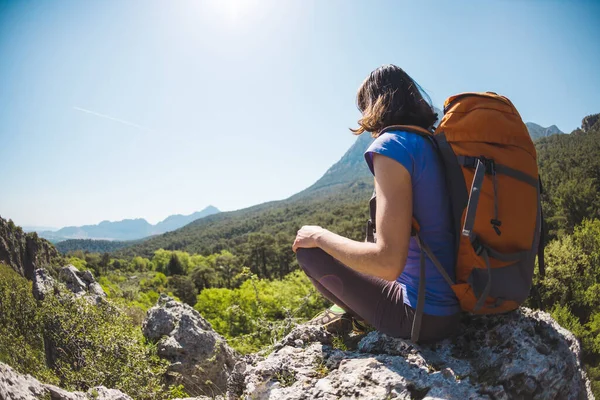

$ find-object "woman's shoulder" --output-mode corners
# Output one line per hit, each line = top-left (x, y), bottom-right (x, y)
(367, 129), (431, 154)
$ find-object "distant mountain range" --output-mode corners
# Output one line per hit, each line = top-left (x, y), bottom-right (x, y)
(37, 206), (220, 243)
(525, 123), (564, 140)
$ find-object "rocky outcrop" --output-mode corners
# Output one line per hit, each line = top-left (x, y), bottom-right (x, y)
(1, 293), (594, 399)
(59, 265), (88, 295)
(142, 294), (239, 397)
(582, 113), (600, 133)
(229, 308), (594, 400)
(0, 216), (61, 280)
(0, 362), (132, 400)
(58, 265), (106, 300)
(32, 265), (106, 302)
(32, 268), (58, 301)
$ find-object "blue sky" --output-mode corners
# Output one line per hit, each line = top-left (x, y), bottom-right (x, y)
(1, 0), (599, 228)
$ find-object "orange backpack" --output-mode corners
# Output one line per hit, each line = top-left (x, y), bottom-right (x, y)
(366, 92), (545, 342)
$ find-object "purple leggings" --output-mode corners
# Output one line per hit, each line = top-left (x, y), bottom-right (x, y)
(296, 247), (460, 343)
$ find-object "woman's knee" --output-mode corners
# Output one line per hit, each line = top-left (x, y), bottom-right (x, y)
(296, 247), (330, 274)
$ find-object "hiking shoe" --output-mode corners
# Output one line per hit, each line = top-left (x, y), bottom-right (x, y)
(351, 318), (372, 334)
(309, 307), (353, 334)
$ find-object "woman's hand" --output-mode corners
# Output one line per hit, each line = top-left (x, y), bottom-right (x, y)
(292, 225), (326, 253)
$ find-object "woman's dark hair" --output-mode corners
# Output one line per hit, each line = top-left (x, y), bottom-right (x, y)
(351, 64), (438, 136)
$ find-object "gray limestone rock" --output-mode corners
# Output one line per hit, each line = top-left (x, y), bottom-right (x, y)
(142, 294), (239, 397)
(231, 308), (594, 400)
(59, 265), (88, 295)
(32, 268), (56, 301)
(54, 264), (106, 302)
(0, 362), (132, 400)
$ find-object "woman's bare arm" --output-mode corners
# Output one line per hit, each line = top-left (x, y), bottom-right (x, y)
(292, 153), (413, 281)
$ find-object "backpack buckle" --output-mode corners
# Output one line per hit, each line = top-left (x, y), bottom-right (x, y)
(463, 156), (496, 175)
(478, 156), (496, 175)
(471, 237), (484, 256)
(490, 219), (502, 236)
(463, 156), (478, 168)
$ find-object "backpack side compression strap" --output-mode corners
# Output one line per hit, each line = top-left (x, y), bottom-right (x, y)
(411, 237), (427, 343)
(411, 233), (455, 343)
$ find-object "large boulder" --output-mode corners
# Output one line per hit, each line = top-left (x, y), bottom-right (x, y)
(142, 294), (238, 397)
(54, 265), (107, 303)
(59, 265), (88, 295)
(229, 308), (594, 400)
(0, 362), (132, 400)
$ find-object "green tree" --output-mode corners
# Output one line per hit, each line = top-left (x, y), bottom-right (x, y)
(190, 263), (218, 291)
(243, 233), (277, 279)
(100, 252), (111, 275)
(168, 275), (198, 306)
(151, 249), (173, 273)
(215, 250), (242, 288)
(130, 256), (150, 272)
(84, 252), (102, 276)
(166, 253), (184, 276)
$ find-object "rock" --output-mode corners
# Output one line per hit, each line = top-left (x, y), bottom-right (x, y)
(81, 270), (106, 298)
(33, 265), (105, 303)
(142, 294), (239, 397)
(84, 387), (133, 400)
(582, 113), (600, 133)
(88, 281), (106, 297)
(172, 397), (224, 400)
(0, 362), (47, 400)
(0, 362), (132, 400)
(0, 216), (61, 280)
(232, 308), (594, 400)
(55, 264), (106, 301)
(32, 268), (56, 301)
(81, 270), (95, 284)
(59, 265), (88, 295)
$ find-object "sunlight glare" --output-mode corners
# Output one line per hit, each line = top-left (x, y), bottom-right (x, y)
(208, 0), (262, 25)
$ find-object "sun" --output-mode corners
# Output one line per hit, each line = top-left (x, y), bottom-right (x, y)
(208, 0), (262, 25)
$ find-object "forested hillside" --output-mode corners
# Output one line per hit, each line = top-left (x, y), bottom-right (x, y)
(116, 178), (374, 271)
(56, 238), (144, 254)
(537, 115), (600, 238)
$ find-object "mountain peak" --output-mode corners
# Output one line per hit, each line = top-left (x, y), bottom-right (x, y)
(525, 122), (564, 139)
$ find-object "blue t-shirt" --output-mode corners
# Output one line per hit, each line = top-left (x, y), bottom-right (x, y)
(364, 130), (460, 316)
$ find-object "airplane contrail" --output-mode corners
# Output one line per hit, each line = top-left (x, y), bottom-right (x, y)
(73, 106), (149, 131)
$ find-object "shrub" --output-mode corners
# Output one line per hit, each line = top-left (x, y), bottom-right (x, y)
(0, 264), (57, 384)
(195, 270), (328, 353)
(0, 264), (171, 399)
(41, 294), (168, 399)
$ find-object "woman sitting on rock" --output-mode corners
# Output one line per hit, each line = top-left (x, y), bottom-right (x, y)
(293, 64), (460, 343)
